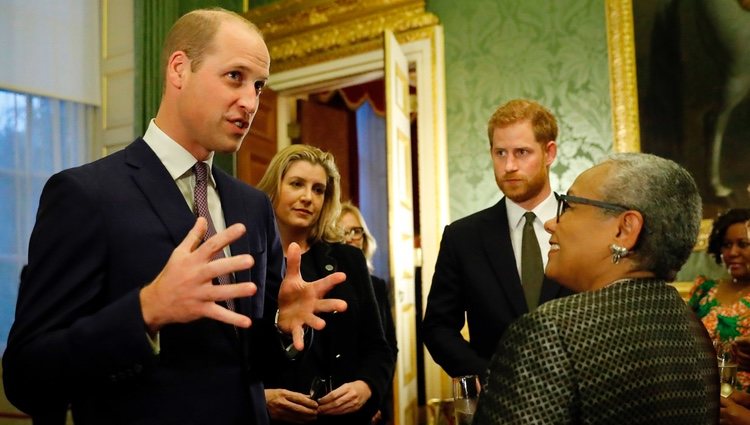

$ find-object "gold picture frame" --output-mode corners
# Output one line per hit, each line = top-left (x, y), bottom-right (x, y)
(605, 0), (716, 299)
(605, 0), (640, 154)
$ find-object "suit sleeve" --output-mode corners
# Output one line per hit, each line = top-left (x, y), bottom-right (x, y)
(422, 224), (488, 376)
(372, 275), (398, 361)
(347, 251), (394, 418)
(473, 313), (576, 425)
(2, 171), (156, 415)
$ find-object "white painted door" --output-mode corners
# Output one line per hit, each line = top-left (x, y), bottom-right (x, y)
(384, 30), (418, 425)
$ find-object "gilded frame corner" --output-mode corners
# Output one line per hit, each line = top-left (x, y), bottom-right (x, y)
(606, 0), (640, 153)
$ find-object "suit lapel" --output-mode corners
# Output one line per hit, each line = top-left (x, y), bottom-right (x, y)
(480, 199), (528, 317)
(209, 167), (249, 345)
(127, 141), (243, 347)
(125, 139), (194, 246)
(213, 168), (258, 322)
(305, 242), (338, 372)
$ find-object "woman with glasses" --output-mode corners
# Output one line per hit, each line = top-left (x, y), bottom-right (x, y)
(473, 153), (719, 424)
(257, 145), (394, 425)
(338, 201), (398, 425)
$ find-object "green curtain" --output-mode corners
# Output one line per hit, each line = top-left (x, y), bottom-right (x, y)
(134, 0), (244, 174)
(248, 0), (278, 7)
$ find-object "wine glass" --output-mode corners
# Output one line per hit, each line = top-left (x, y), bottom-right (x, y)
(309, 376), (334, 400)
(452, 375), (480, 425)
(716, 341), (738, 398)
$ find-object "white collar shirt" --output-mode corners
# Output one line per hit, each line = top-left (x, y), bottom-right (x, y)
(505, 191), (557, 279)
(142, 119), (229, 256)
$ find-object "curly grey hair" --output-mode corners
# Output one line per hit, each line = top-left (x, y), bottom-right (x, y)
(597, 152), (702, 281)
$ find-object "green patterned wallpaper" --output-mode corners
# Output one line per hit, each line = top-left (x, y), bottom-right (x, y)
(427, 0), (613, 220)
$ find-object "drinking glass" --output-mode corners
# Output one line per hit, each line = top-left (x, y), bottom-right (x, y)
(452, 375), (480, 425)
(309, 376), (334, 400)
(717, 341), (738, 398)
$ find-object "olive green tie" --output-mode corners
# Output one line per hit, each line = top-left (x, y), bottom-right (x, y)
(521, 212), (543, 312)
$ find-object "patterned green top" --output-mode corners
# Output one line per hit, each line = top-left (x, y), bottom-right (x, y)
(688, 276), (750, 391)
(688, 276), (750, 342)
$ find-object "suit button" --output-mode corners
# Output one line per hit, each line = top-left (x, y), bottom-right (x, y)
(325, 264), (334, 272)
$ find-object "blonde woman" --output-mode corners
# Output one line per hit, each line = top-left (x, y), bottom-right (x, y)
(339, 202), (397, 425)
(258, 144), (394, 425)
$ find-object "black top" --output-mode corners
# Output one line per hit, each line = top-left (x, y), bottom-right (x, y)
(263, 241), (395, 425)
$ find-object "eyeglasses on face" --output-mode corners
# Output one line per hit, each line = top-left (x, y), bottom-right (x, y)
(555, 193), (630, 223)
(343, 227), (365, 241)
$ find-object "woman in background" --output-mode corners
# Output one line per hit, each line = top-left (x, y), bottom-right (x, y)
(258, 144), (393, 425)
(688, 209), (750, 390)
(338, 201), (397, 425)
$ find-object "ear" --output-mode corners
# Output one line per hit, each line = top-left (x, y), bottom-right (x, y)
(614, 210), (644, 251)
(165, 51), (191, 90)
(544, 141), (557, 167)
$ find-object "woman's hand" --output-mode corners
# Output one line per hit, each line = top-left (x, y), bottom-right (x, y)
(731, 391), (750, 409)
(265, 388), (319, 424)
(317, 380), (372, 416)
(735, 337), (750, 372)
(721, 395), (750, 425)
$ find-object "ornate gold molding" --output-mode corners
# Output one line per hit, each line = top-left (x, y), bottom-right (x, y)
(245, 0), (438, 72)
(695, 219), (713, 252)
(605, 0), (641, 152)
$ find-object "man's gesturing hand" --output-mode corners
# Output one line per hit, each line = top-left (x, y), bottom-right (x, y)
(276, 242), (348, 350)
(140, 217), (257, 333)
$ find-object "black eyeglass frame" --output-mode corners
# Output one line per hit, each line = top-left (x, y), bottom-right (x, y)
(555, 193), (630, 223)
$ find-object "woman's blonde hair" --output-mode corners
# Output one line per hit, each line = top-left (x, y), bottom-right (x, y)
(257, 144), (344, 244)
(340, 201), (378, 271)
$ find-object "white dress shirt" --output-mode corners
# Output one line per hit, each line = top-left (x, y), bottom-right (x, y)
(142, 120), (230, 258)
(505, 191), (557, 280)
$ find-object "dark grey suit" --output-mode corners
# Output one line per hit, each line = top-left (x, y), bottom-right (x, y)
(3, 138), (283, 424)
(422, 198), (574, 378)
(474, 279), (719, 424)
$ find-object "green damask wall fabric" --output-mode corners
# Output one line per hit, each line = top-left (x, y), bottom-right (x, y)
(233, 0), (613, 218)
(426, 0), (612, 220)
(134, 0), (243, 174)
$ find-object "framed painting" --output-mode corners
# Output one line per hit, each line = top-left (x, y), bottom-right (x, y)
(605, 0), (749, 295)
(606, 0), (750, 218)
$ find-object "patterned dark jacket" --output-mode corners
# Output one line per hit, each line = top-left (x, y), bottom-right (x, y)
(474, 279), (719, 425)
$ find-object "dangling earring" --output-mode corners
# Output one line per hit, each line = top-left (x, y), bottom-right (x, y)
(610, 244), (629, 264)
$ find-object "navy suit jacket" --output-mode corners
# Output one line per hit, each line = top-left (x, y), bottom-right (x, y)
(422, 198), (574, 378)
(3, 139), (284, 425)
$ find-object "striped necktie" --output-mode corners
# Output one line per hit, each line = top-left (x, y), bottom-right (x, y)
(193, 161), (234, 311)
